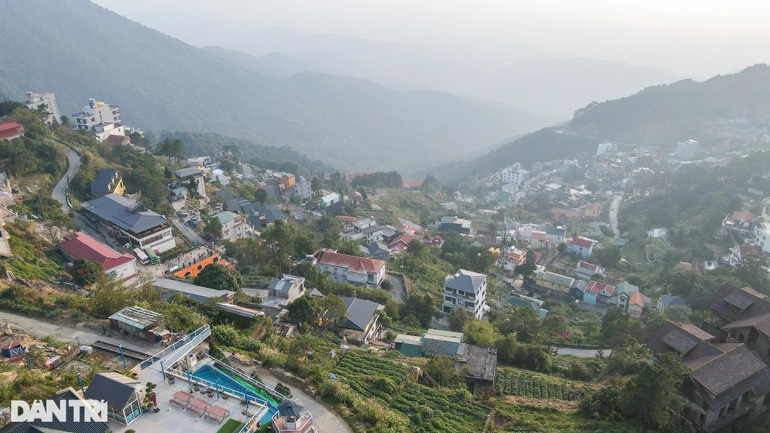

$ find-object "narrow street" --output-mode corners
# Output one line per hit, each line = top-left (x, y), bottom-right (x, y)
(0, 310), (154, 354)
(51, 142), (81, 213)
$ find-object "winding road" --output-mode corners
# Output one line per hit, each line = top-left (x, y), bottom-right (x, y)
(51, 142), (81, 213)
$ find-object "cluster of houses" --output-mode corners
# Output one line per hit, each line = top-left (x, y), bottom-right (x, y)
(336, 215), (444, 261)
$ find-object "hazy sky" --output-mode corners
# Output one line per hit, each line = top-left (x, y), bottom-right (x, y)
(94, 0), (770, 78)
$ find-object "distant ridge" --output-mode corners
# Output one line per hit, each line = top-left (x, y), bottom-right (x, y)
(0, 0), (541, 172)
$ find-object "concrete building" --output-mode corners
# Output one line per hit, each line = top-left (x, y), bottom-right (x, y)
(24, 91), (61, 125)
(501, 163), (528, 186)
(312, 248), (386, 287)
(442, 269), (488, 320)
(266, 274), (306, 306)
(72, 98), (125, 142)
(212, 211), (246, 241)
(596, 142), (617, 156)
(81, 193), (176, 253)
(58, 231), (138, 285)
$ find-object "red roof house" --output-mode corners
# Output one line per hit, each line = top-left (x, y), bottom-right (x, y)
(0, 122), (24, 141)
(313, 249), (386, 287)
(59, 232), (137, 282)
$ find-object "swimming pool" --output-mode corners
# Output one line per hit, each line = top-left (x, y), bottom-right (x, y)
(192, 364), (278, 425)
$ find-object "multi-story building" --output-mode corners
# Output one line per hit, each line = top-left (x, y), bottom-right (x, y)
(212, 211), (246, 241)
(596, 142), (617, 156)
(501, 163), (528, 186)
(81, 193), (176, 253)
(72, 98), (125, 142)
(442, 269), (488, 320)
(312, 248), (385, 287)
(272, 172), (296, 190)
(24, 91), (61, 125)
(753, 222), (770, 255)
(648, 320), (770, 432)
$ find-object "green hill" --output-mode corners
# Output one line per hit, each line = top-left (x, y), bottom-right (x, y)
(0, 0), (540, 172)
(565, 64), (770, 146)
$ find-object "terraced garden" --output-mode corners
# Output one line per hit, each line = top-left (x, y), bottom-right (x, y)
(332, 350), (490, 433)
(495, 367), (593, 400)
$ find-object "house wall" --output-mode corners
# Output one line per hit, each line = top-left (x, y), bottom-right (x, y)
(583, 292), (597, 305)
(106, 259), (137, 283)
(396, 342), (422, 357)
(628, 304), (643, 318)
(134, 227), (176, 253)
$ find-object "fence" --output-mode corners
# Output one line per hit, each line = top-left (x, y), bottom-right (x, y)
(139, 325), (210, 369)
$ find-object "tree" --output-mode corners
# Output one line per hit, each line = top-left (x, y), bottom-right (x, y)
(163, 166), (173, 180)
(286, 296), (321, 325)
(255, 188), (268, 205)
(496, 334), (518, 364)
(622, 352), (689, 431)
(557, 242), (567, 255)
(155, 138), (185, 161)
(448, 308), (474, 332)
(69, 258), (105, 286)
(193, 264), (243, 292)
(425, 356), (464, 388)
(320, 294), (346, 329)
(400, 293), (436, 328)
(203, 217), (223, 239)
(593, 245), (621, 268)
(463, 320), (501, 348)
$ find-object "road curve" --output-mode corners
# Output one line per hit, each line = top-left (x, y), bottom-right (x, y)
(52, 143), (82, 213)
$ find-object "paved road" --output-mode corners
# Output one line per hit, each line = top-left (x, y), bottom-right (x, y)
(553, 346), (613, 358)
(172, 218), (205, 246)
(51, 143), (81, 213)
(609, 193), (623, 239)
(385, 272), (408, 302)
(248, 364), (354, 433)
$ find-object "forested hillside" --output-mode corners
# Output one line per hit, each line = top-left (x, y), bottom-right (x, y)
(566, 64), (770, 145)
(0, 0), (540, 172)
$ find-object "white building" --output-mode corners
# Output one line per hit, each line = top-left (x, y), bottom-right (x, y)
(24, 91), (61, 125)
(292, 177), (312, 200)
(596, 142), (617, 156)
(501, 163), (528, 186)
(59, 231), (139, 285)
(754, 223), (770, 255)
(81, 194), (176, 253)
(442, 269), (488, 320)
(312, 248), (386, 287)
(675, 139), (699, 160)
(72, 98), (125, 142)
(213, 211), (246, 241)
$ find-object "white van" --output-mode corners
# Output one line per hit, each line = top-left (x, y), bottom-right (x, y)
(133, 247), (150, 265)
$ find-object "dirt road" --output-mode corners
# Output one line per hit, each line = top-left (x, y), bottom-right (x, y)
(0, 310), (153, 354)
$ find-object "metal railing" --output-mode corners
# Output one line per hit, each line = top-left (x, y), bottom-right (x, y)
(164, 364), (270, 432)
(204, 354), (290, 402)
(139, 325), (210, 369)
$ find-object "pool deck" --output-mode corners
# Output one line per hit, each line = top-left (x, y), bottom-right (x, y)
(109, 364), (264, 433)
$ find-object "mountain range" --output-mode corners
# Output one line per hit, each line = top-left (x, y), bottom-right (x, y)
(218, 27), (684, 119)
(0, 0), (542, 172)
(436, 64), (770, 185)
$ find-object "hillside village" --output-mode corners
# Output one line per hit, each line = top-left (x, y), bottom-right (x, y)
(0, 81), (769, 433)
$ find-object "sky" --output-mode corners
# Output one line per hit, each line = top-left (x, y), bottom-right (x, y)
(93, 0), (770, 78)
